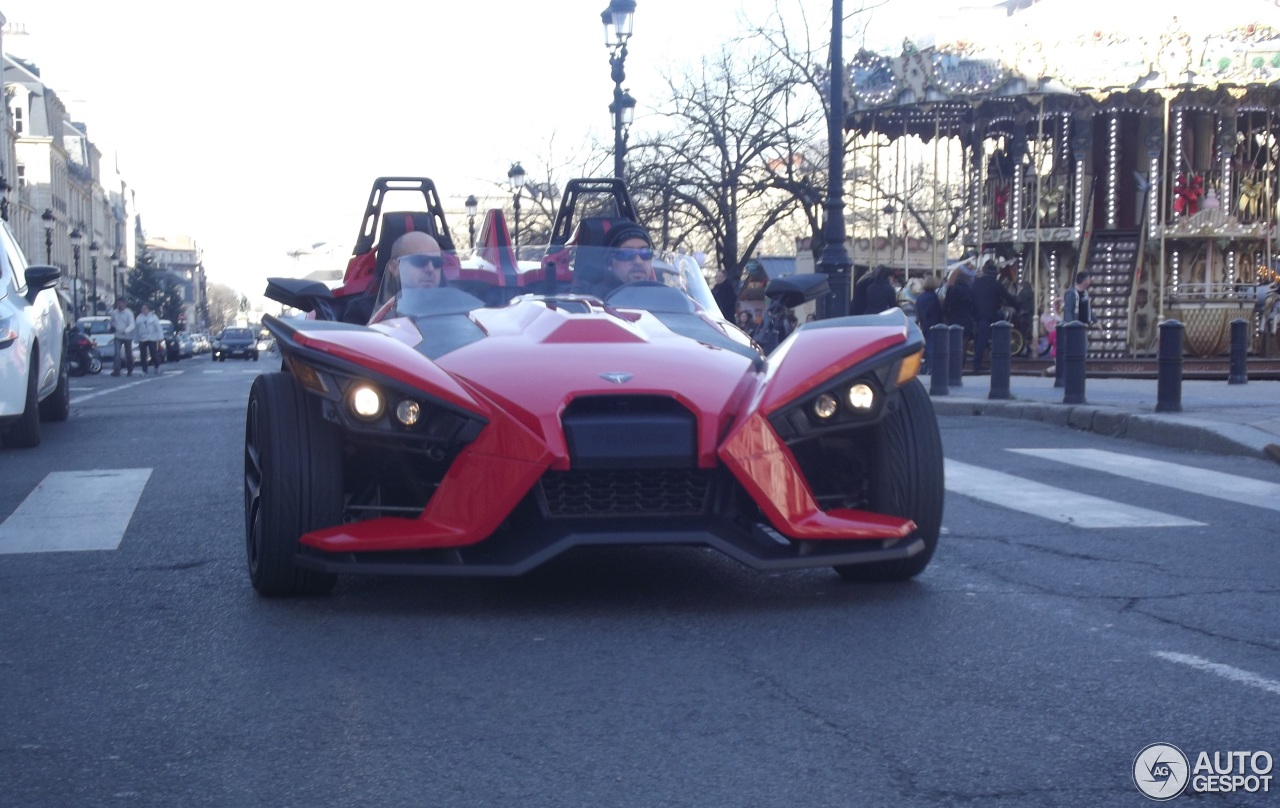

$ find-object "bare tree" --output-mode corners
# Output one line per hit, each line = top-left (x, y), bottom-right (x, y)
(625, 40), (825, 280)
(205, 283), (241, 333)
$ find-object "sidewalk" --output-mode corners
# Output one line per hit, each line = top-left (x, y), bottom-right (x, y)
(926, 371), (1280, 461)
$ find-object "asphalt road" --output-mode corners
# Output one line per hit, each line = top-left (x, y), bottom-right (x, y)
(2, 357), (1277, 807)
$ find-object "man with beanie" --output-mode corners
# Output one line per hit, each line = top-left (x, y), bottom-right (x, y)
(575, 222), (655, 298)
(971, 260), (1016, 373)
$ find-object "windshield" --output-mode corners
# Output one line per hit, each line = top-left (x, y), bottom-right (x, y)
(223, 328), (253, 340)
(369, 245), (718, 321)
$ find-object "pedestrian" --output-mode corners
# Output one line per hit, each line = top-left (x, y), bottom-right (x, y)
(753, 297), (792, 353)
(915, 274), (943, 373)
(711, 268), (738, 321)
(735, 309), (755, 333)
(108, 297), (136, 377)
(942, 266), (976, 351)
(135, 303), (164, 375)
(849, 266), (877, 315)
(1063, 271), (1094, 326)
(862, 265), (901, 314)
(971, 260), (1017, 372)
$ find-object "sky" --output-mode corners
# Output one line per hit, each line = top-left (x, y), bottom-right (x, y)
(0, 0), (1153, 297)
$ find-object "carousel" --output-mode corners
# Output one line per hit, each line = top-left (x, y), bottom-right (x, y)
(844, 0), (1280, 359)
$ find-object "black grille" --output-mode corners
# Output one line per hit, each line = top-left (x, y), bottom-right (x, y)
(539, 469), (712, 517)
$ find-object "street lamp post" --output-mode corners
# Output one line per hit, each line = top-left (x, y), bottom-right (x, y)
(508, 163), (527, 250)
(41, 208), (54, 264)
(110, 249), (121, 299)
(602, 0), (637, 180)
(817, 0), (852, 318)
(465, 195), (478, 248)
(89, 240), (101, 314)
(70, 225), (84, 316)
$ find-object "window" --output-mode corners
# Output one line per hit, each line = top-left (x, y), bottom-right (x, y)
(13, 107), (22, 135)
(16, 164), (24, 189)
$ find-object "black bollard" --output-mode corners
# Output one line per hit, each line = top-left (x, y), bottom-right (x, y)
(1157, 319), (1184, 412)
(989, 321), (1012, 400)
(1061, 320), (1087, 405)
(1053, 322), (1065, 388)
(948, 324), (964, 388)
(929, 323), (950, 397)
(1228, 318), (1248, 385)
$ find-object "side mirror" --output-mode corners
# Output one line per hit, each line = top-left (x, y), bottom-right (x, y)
(24, 265), (62, 304)
(765, 273), (830, 309)
(264, 277), (334, 314)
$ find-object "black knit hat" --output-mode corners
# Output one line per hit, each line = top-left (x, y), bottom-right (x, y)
(607, 222), (652, 249)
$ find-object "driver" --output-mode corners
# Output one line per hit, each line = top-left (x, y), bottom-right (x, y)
(368, 231), (449, 323)
(387, 232), (445, 291)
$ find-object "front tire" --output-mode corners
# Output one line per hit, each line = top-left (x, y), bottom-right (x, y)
(244, 372), (341, 596)
(40, 357), (71, 422)
(834, 378), (944, 582)
(2, 353), (42, 448)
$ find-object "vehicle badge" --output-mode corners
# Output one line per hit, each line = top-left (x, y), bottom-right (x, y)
(599, 372), (633, 384)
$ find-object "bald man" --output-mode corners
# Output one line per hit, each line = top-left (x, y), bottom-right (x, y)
(387, 231), (445, 291)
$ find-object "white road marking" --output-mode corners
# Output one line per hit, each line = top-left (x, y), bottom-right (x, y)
(1154, 652), (1280, 696)
(73, 377), (157, 402)
(0, 469), (152, 554)
(944, 459), (1205, 528)
(1010, 449), (1280, 513)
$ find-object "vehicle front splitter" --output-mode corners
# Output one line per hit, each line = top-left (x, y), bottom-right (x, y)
(294, 522), (926, 577)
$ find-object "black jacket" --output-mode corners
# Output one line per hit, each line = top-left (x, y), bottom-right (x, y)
(943, 282), (976, 330)
(915, 289), (943, 332)
(972, 273), (1016, 321)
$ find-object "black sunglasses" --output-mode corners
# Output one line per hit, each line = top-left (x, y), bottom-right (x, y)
(398, 253), (444, 269)
(610, 247), (654, 263)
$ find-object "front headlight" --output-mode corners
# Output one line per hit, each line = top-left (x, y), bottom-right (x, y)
(348, 383), (384, 421)
(846, 383), (876, 411)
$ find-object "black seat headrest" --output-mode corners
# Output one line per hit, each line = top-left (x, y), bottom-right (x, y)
(570, 217), (640, 249)
(376, 211), (441, 278)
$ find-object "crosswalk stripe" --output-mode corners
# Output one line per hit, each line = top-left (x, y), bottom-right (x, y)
(1009, 449), (1280, 513)
(0, 469), (152, 554)
(944, 459), (1205, 528)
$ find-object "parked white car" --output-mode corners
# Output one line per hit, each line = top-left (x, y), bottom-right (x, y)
(0, 221), (69, 447)
(77, 314), (116, 359)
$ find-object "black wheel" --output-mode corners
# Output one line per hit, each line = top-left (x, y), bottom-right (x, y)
(88, 354), (102, 374)
(1009, 328), (1025, 357)
(834, 378), (944, 582)
(39, 356), (71, 422)
(2, 353), (42, 448)
(244, 372), (341, 596)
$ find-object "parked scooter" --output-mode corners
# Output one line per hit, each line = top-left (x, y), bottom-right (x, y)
(67, 327), (103, 376)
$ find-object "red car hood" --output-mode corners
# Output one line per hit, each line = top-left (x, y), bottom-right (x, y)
(434, 303), (759, 468)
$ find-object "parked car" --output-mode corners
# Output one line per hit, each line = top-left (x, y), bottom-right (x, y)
(213, 327), (259, 361)
(77, 315), (116, 360)
(176, 332), (195, 359)
(1, 220), (69, 448)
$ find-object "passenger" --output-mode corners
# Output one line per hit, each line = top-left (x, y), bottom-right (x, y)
(575, 223), (655, 298)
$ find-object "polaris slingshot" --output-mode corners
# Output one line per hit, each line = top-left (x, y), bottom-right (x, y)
(246, 177), (943, 596)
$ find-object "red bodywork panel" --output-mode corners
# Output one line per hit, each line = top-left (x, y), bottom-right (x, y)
(290, 300), (916, 553)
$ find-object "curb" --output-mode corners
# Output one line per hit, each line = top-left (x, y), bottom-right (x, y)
(930, 396), (1271, 460)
